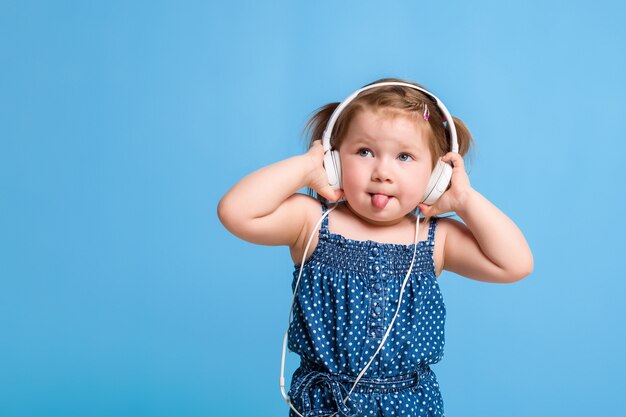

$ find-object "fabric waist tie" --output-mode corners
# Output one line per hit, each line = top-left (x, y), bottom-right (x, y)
(288, 358), (432, 417)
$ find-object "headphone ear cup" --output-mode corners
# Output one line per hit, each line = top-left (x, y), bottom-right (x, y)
(323, 149), (342, 190)
(421, 161), (452, 205)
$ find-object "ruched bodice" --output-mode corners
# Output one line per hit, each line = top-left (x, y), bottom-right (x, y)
(286, 203), (446, 416)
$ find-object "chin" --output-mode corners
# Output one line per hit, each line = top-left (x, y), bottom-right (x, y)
(352, 206), (408, 226)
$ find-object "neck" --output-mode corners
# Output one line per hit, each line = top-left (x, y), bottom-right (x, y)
(343, 201), (419, 228)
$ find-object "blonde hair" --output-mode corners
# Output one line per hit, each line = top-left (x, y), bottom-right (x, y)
(304, 78), (474, 168)
(302, 77), (476, 220)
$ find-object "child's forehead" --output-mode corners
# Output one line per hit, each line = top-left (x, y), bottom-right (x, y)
(349, 107), (429, 134)
(353, 106), (423, 125)
(345, 108), (432, 149)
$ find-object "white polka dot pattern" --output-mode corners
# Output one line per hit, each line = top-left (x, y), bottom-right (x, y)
(287, 204), (446, 416)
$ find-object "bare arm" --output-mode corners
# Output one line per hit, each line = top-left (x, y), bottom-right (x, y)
(419, 152), (533, 283)
(442, 190), (533, 283)
(217, 141), (342, 247)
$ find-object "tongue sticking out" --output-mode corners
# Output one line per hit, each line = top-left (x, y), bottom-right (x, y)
(371, 194), (390, 209)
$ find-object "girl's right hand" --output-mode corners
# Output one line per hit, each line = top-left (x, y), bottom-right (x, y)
(219, 140), (341, 251)
(305, 140), (344, 202)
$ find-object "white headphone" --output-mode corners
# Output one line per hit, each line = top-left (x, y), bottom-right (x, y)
(280, 204), (422, 417)
(322, 81), (459, 205)
(280, 82), (460, 417)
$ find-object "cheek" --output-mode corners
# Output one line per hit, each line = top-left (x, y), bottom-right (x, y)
(339, 158), (362, 188)
(341, 170), (360, 194)
(402, 167), (432, 194)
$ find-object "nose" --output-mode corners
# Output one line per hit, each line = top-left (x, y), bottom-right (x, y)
(371, 158), (393, 183)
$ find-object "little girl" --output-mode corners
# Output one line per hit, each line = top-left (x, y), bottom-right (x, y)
(218, 78), (533, 417)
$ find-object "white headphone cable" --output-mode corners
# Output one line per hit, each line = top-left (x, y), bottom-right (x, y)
(280, 206), (422, 417)
(280, 203), (338, 416)
(342, 211), (420, 401)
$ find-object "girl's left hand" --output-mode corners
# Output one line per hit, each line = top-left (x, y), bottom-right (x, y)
(417, 152), (473, 217)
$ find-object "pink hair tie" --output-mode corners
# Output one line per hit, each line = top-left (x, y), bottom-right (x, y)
(423, 104), (430, 121)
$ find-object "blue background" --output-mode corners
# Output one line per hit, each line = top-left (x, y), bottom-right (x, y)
(2, 1), (625, 416)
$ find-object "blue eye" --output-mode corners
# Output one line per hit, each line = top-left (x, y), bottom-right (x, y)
(398, 153), (414, 162)
(358, 148), (373, 157)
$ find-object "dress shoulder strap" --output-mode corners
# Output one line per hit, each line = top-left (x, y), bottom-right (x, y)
(427, 217), (438, 245)
(320, 202), (330, 234)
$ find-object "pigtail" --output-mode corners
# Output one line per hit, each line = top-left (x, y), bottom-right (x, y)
(451, 115), (476, 173)
(301, 102), (340, 150)
(301, 103), (340, 202)
(300, 81), (477, 207)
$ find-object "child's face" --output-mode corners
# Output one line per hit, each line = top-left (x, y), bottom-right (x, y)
(339, 108), (433, 225)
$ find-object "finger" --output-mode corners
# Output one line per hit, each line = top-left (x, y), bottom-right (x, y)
(318, 186), (343, 202)
(441, 152), (464, 168)
(418, 202), (438, 217)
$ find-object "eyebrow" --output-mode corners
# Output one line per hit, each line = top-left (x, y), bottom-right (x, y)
(351, 135), (425, 153)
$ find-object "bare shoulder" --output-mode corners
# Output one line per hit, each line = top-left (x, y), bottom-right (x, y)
(432, 216), (471, 277)
(288, 194), (326, 265)
(433, 216), (463, 238)
(283, 192), (321, 212)
(431, 216), (455, 278)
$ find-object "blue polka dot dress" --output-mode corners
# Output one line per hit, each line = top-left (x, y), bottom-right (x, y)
(287, 203), (446, 417)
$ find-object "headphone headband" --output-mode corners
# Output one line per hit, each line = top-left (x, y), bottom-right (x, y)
(321, 81), (459, 154)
